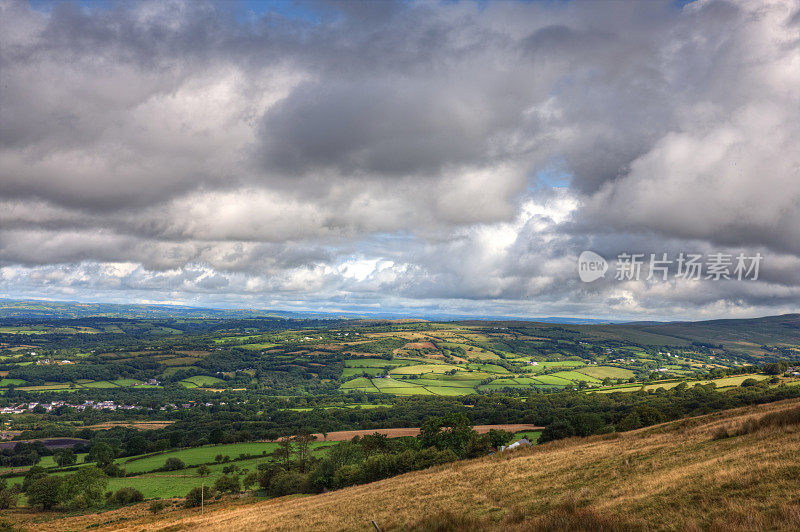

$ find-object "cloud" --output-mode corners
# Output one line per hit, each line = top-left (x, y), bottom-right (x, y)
(0, 0), (798, 320)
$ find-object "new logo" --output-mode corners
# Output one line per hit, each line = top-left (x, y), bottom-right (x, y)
(578, 251), (608, 282)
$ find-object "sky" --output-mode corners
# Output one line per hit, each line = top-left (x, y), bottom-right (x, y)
(0, 0), (799, 321)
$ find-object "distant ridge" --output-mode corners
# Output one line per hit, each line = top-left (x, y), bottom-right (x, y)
(0, 298), (621, 323)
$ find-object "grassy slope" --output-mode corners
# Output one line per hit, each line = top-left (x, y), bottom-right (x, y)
(20, 398), (799, 531)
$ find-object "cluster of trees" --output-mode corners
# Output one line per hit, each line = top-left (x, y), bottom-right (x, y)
(0, 441), (52, 467)
(182, 414), (512, 505)
(18, 466), (142, 511)
(537, 380), (800, 442)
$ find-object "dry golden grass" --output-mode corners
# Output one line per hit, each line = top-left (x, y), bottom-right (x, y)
(8, 399), (800, 531)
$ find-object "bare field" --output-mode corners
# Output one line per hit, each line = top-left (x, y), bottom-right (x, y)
(82, 421), (176, 430)
(291, 424), (545, 441)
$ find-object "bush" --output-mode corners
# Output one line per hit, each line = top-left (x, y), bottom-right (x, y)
(164, 457), (185, 471)
(268, 471), (309, 497)
(102, 463), (126, 477)
(110, 487), (144, 505)
(0, 490), (17, 510)
(712, 426), (731, 440)
(149, 500), (167, 514)
(184, 486), (214, 508)
(214, 474), (241, 493)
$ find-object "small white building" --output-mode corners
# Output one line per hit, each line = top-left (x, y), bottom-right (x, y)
(500, 438), (532, 452)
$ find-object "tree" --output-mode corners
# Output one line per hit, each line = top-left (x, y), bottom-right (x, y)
(616, 412), (643, 432)
(124, 436), (150, 456)
(268, 471), (308, 497)
(273, 438), (294, 469)
(197, 465), (211, 477)
(360, 432), (388, 458)
(27, 476), (64, 510)
(243, 471), (260, 490)
(292, 431), (318, 473)
(214, 474), (241, 493)
(164, 457), (185, 471)
(539, 421), (574, 443)
(184, 486), (214, 508)
(22, 465), (47, 492)
(419, 413), (475, 458)
(58, 467), (108, 509)
(54, 448), (77, 467)
(209, 428), (225, 444)
(486, 429), (513, 448)
(0, 488), (17, 510)
(86, 442), (115, 467)
(102, 463), (126, 477)
(110, 487), (144, 505)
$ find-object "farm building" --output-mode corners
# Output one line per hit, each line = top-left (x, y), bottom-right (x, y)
(500, 438), (532, 452)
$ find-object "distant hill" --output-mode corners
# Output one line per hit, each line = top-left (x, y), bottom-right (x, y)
(41, 398), (800, 531)
(579, 314), (800, 355)
(0, 299), (353, 321)
(0, 299), (621, 323)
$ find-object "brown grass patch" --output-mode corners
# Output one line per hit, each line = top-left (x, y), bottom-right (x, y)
(82, 421), (176, 431)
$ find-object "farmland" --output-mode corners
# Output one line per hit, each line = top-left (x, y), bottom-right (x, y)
(12, 398), (800, 531)
(0, 304), (798, 526)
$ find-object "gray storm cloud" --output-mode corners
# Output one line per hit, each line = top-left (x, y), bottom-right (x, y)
(0, 0), (798, 319)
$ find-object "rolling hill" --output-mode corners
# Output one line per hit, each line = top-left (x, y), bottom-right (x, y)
(20, 398), (800, 531)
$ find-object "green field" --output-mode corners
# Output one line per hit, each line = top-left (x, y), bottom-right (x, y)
(117, 441), (329, 474)
(80, 380), (118, 388)
(340, 377), (380, 392)
(238, 343), (277, 350)
(549, 370), (602, 383)
(595, 374), (771, 394)
(111, 378), (142, 386)
(180, 375), (225, 387)
(389, 364), (461, 375)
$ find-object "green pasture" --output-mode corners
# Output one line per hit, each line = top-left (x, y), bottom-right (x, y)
(550, 370), (602, 383)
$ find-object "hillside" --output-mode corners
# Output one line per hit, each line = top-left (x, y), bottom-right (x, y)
(18, 398), (800, 531)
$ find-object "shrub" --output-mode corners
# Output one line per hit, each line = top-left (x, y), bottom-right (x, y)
(164, 457), (185, 471)
(184, 486), (214, 508)
(149, 500), (167, 514)
(102, 463), (126, 477)
(268, 471), (309, 497)
(0, 490), (17, 510)
(712, 426), (731, 440)
(214, 474), (241, 493)
(110, 487), (144, 505)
